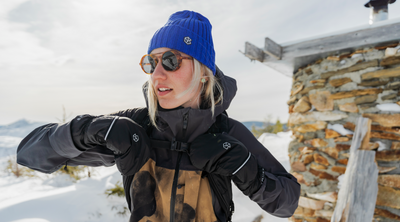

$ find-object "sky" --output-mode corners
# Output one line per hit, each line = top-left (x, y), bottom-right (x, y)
(1, 0), (400, 125)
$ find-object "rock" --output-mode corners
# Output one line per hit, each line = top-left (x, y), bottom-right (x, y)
(391, 142), (400, 150)
(329, 78), (352, 87)
(380, 55), (400, 66)
(292, 161), (307, 172)
(343, 122), (356, 131)
(310, 163), (328, 170)
(376, 150), (400, 161)
(293, 206), (304, 217)
(310, 79), (326, 84)
(381, 93), (397, 101)
(336, 144), (351, 151)
(378, 175), (400, 189)
(367, 142), (380, 150)
(300, 85), (325, 95)
(289, 216), (303, 222)
(310, 168), (323, 176)
(289, 105), (294, 113)
(334, 137), (350, 142)
(371, 124), (400, 135)
(378, 166), (397, 173)
(306, 192), (338, 202)
(354, 94), (378, 104)
(299, 196), (326, 210)
(292, 172), (309, 186)
(299, 147), (317, 154)
(303, 154), (314, 165)
(331, 166), (347, 174)
(337, 159), (348, 165)
(363, 114), (400, 127)
(385, 81), (400, 90)
(362, 66), (400, 80)
(303, 208), (315, 217)
(291, 83), (304, 96)
(314, 210), (334, 217)
(325, 129), (341, 139)
(376, 185), (400, 209)
(305, 68), (313, 75)
(309, 91), (334, 111)
(319, 172), (337, 180)
(358, 79), (389, 87)
(371, 131), (400, 141)
(331, 88), (383, 100)
(293, 96), (312, 113)
(321, 147), (339, 159)
(338, 103), (359, 113)
(294, 121), (328, 133)
(321, 60), (379, 79)
(288, 112), (348, 126)
(287, 96), (297, 105)
(359, 102), (378, 111)
(314, 153), (330, 166)
(305, 138), (328, 148)
(374, 208), (400, 220)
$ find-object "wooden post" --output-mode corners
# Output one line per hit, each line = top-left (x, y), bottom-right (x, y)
(331, 117), (379, 222)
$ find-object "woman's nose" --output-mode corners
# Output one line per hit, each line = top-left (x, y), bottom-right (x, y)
(151, 61), (167, 80)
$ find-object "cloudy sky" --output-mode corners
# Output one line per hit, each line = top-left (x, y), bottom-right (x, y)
(1, 0), (400, 125)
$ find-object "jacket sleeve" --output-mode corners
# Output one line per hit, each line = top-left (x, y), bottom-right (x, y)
(16, 109), (140, 174)
(227, 118), (300, 218)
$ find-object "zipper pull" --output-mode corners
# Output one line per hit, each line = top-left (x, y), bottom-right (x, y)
(183, 113), (188, 130)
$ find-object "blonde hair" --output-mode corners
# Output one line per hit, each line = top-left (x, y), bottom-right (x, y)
(146, 59), (223, 128)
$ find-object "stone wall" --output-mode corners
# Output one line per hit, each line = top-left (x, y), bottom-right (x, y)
(287, 43), (400, 222)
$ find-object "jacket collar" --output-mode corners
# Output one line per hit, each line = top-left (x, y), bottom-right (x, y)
(142, 66), (237, 142)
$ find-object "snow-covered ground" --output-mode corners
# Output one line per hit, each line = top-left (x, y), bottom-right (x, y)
(0, 120), (293, 222)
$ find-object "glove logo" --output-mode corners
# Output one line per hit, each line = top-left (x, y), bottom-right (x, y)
(132, 134), (139, 143)
(223, 142), (231, 150)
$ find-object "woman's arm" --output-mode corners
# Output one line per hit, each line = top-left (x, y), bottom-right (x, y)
(227, 118), (301, 218)
(17, 108), (146, 174)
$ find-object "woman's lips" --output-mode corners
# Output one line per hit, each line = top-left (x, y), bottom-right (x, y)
(157, 87), (172, 96)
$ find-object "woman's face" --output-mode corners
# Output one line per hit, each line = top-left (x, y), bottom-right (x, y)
(150, 47), (202, 109)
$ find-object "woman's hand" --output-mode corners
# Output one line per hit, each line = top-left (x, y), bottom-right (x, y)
(188, 133), (266, 196)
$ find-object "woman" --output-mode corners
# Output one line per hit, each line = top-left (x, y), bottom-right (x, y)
(17, 10), (300, 222)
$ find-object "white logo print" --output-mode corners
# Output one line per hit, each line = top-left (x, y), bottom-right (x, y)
(184, 36), (192, 45)
(132, 134), (139, 142)
(223, 142), (231, 150)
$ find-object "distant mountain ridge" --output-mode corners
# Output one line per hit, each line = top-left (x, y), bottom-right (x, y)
(0, 119), (45, 138)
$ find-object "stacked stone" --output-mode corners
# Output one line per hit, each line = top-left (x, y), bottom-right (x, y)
(287, 43), (400, 222)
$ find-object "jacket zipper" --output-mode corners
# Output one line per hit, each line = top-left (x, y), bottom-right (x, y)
(170, 113), (188, 222)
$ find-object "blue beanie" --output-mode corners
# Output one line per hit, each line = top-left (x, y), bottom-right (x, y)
(148, 10), (216, 75)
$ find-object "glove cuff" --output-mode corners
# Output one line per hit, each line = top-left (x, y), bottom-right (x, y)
(232, 154), (263, 196)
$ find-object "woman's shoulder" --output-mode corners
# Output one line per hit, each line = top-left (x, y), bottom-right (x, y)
(108, 107), (148, 119)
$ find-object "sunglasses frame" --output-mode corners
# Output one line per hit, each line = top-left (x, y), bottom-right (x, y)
(139, 50), (193, 74)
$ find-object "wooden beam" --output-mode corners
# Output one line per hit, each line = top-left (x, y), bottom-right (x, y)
(264, 37), (282, 60)
(243, 21), (400, 76)
(331, 117), (378, 222)
(244, 42), (266, 62)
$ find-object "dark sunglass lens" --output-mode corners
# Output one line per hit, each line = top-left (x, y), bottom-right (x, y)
(162, 51), (178, 71)
(142, 55), (156, 74)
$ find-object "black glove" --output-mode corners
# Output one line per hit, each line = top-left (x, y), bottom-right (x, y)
(72, 115), (151, 175)
(74, 116), (149, 155)
(188, 133), (264, 195)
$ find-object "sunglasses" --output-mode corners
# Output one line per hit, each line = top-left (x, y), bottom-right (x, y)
(139, 50), (193, 74)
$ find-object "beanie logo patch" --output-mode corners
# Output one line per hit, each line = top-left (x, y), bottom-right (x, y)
(184, 36), (192, 45)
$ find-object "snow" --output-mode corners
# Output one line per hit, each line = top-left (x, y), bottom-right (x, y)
(328, 124), (354, 136)
(0, 120), (293, 222)
(376, 103), (400, 112)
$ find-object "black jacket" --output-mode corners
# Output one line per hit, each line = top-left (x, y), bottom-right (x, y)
(17, 68), (300, 221)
